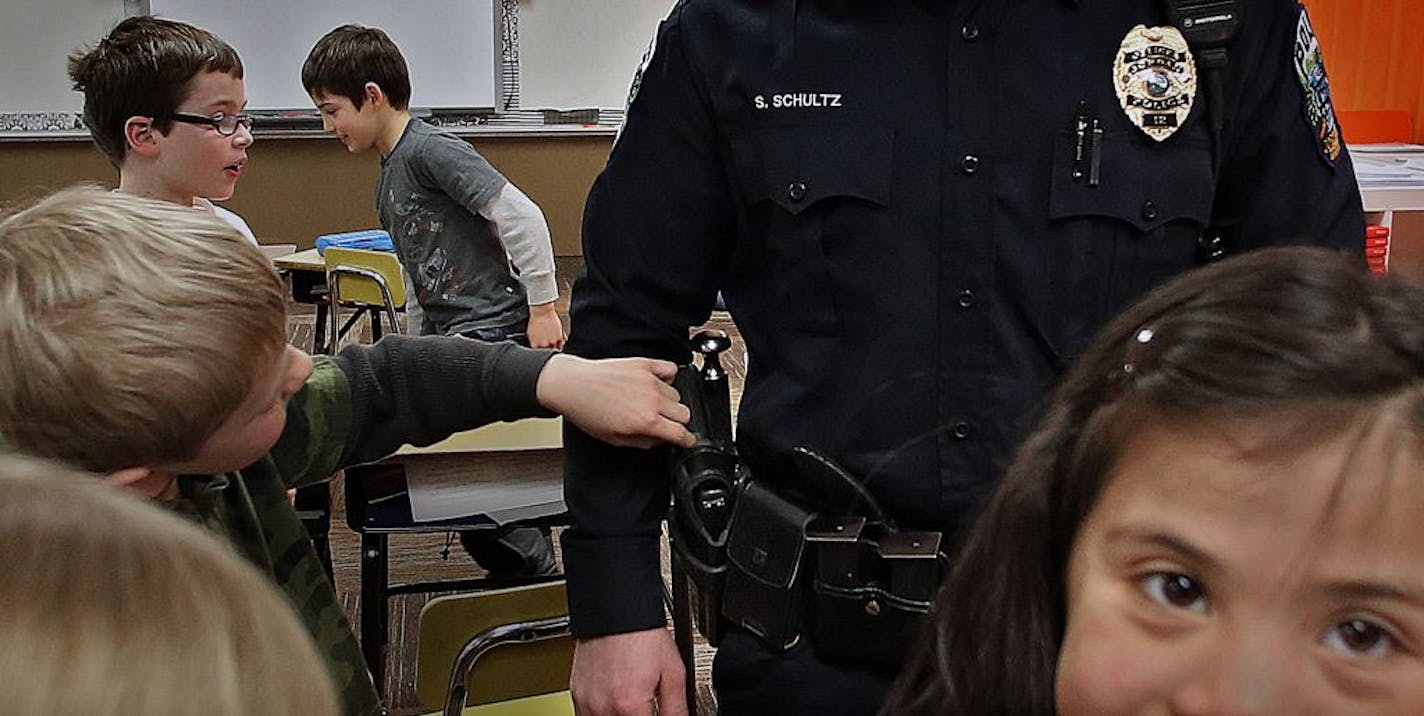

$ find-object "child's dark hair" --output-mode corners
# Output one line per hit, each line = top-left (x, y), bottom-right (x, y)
(882, 247), (1424, 715)
(301, 25), (411, 111)
(67, 15), (243, 168)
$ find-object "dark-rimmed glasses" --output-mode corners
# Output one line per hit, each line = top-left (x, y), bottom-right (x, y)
(168, 112), (254, 136)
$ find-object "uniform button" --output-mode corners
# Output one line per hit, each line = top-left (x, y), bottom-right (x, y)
(956, 289), (975, 308)
(1141, 200), (1159, 221)
(787, 182), (808, 202)
(952, 422), (972, 440)
(960, 154), (980, 174)
(961, 23), (980, 41)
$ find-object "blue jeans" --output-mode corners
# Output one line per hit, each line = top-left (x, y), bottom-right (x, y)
(454, 318), (556, 575)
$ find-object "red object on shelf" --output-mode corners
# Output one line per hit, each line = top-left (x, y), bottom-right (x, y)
(1366, 224), (1391, 275)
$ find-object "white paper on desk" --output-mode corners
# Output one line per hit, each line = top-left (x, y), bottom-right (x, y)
(404, 452), (565, 525)
(1350, 143), (1424, 154)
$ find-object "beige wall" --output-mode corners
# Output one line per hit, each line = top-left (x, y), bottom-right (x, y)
(0, 133), (613, 255)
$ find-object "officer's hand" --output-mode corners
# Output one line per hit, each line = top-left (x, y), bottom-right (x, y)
(536, 354), (695, 449)
(571, 628), (688, 716)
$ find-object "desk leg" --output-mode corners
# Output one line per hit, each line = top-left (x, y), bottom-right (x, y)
(314, 302), (329, 355)
(360, 532), (390, 693)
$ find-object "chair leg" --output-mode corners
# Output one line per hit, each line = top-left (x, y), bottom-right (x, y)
(294, 484), (334, 582)
(360, 532), (390, 693)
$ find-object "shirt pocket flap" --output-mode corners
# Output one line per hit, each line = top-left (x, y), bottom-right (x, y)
(730, 125), (893, 215)
(1048, 131), (1213, 232)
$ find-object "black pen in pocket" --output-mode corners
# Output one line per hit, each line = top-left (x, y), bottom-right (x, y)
(1088, 118), (1103, 188)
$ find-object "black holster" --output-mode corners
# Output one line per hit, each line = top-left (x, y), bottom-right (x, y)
(668, 443), (742, 647)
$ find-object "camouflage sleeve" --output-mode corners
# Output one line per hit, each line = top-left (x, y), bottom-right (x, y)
(270, 335), (554, 488)
(269, 356), (353, 489)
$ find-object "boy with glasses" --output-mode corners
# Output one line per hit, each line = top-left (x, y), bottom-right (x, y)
(69, 15), (257, 243)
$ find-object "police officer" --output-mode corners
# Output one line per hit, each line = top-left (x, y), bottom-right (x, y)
(562, 1), (1364, 714)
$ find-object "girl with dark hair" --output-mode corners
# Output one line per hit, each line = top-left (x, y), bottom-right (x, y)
(884, 246), (1424, 715)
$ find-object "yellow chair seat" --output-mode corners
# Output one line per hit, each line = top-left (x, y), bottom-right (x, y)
(420, 690), (573, 716)
(416, 582), (573, 713)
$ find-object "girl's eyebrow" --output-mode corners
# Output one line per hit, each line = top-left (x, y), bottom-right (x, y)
(1320, 578), (1424, 607)
(1102, 525), (1221, 573)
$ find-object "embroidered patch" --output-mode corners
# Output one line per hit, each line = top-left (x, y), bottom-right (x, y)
(1293, 6), (1342, 164)
(1113, 25), (1197, 142)
(614, 30), (660, 148)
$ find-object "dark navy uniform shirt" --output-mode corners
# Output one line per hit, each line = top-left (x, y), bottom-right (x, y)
(562, 0), (1364, 639)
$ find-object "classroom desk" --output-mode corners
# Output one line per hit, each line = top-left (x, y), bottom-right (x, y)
(272, 246), (325, 272)
(343, 417), (565, 692)
(272, 248), (337, 352)
(1355, 147), (1424, 281)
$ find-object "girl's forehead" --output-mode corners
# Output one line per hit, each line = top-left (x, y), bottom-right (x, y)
(1097, 419), (1424, 558)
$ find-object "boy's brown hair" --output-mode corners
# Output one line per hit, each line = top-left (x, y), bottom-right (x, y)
(68, 15), (243, 167)
(0, 186), (286, 473)
(301, 24), (412, 110)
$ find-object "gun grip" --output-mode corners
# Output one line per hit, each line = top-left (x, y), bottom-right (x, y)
(674, 364), (711, 444)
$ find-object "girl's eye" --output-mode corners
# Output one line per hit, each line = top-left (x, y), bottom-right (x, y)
(1322, 618), (1396, 659)
(1141, 572), (1208, 613)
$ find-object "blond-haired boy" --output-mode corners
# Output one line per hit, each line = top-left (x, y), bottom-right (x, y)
(0, 187), (693, 716)
(0, 454), (339, 716)
(69, 15), (257, 243)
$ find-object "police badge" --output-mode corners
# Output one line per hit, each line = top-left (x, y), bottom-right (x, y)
(1113, 25), (1198, 142)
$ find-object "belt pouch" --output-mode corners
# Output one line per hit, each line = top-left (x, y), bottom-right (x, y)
(809, 525), (942, 669)
(721, 481), (815, 650)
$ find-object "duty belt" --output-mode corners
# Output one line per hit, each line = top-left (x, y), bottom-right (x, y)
(668, 331), (947, 670)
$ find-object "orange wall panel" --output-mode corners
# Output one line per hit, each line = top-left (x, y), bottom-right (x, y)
(1302, 0), (1424, 143)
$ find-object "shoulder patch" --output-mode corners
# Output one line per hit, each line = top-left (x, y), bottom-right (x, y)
(626, 35), (657, 113)
(615, 21), (663, 148)
(1292, 5), (1342, 165)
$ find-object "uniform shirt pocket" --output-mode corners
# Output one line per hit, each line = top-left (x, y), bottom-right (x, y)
(1036, 128), (1215, 359)
(729, 125), (893, 334)
(1048, 129), (1213, 231)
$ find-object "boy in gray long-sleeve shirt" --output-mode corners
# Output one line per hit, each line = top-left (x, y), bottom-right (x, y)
(302, 25), (564, 350)
(303, 24), (569, 575)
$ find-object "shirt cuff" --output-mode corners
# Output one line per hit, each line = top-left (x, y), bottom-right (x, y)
(562, 532), (669, 637)
(522, 274), (561, 306)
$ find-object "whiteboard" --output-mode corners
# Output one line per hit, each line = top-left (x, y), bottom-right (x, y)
(149, 0), (499, 111)
(517, 0), (675, 111)
(0, 0), (126, 113)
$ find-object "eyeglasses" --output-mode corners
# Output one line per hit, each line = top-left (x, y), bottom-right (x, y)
(168, 111), (254, 136)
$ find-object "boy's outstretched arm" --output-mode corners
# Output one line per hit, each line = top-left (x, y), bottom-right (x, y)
(536, 354), (694, 449)
(274, 335), (692, 480)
